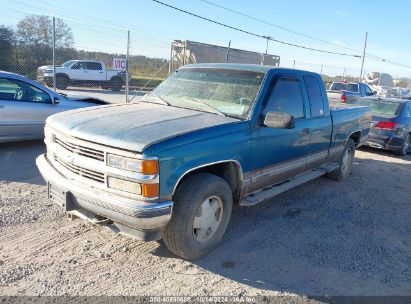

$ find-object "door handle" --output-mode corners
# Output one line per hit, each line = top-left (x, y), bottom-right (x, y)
(302, 128), (310, 135)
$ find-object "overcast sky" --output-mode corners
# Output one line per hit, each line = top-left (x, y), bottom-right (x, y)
(2, 0), (411, 78)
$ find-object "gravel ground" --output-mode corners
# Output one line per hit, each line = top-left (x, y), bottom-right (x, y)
(0, 141), (410, 301)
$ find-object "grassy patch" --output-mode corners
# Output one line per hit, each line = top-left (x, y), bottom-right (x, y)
(130, 75), (165, 88)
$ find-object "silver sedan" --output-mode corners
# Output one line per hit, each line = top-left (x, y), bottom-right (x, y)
(0, 71), (108, 143)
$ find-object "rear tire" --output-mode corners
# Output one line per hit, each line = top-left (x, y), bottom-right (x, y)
(397, 133), (410, 156)
(56, 74), (69, 90)
(163, 173), (233, 260)
(326, 138), (355, 181)
(110, 78), (123, 91)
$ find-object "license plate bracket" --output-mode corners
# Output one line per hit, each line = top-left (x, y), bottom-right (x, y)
(48, 183), (74, 211)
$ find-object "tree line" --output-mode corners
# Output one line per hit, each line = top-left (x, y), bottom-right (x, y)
(0, 15), (169, 79)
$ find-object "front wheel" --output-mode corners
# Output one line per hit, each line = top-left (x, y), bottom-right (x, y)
(56, 75), (69, 90)
(163, 173), (233, 260)
(326, 138), (355, 181)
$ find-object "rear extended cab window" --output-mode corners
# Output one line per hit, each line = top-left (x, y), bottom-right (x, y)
(86, 62), (103, 70)
(304, 76), (325, 117)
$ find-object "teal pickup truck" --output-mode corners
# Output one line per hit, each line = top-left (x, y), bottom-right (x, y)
(36, 63), (371, 259)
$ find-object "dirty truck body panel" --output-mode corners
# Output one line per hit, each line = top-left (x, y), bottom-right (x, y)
(36, 63), (371, 249)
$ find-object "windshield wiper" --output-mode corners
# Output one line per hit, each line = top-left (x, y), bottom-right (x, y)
(141, 94), (171, 106)
(184, 97), (226, 116)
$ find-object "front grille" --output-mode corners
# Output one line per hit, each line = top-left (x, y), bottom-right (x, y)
(55, 155), (105, 183)
(55, 136), (104, 161)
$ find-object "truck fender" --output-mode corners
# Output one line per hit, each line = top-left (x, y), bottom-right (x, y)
(171, 160), (244, 197)
(56, 73), (70, 80)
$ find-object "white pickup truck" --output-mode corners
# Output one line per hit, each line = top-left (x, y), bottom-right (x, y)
(37, 60), (127, 91)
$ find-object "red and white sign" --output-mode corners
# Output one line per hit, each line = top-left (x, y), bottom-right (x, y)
(113, 58), (127, 71)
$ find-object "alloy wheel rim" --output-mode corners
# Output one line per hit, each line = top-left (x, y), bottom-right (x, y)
(192, 196), (223, 243)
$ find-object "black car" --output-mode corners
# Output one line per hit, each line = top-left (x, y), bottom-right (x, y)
(352, 97), (411, 155)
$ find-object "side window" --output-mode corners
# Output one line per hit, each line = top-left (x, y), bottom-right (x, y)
(71, 62), (83, 69)
(303, 76), (325, 117)
(83, 62), (102, 70)
(360, 84), (366, 96)
(0, 77), (51, 103)
(90, 62), (102, 70)
(263, 78), (305, 118)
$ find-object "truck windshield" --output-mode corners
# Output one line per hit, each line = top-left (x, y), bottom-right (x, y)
(352, 99), (401, 115)
(330, 82), (359, 93)
(148, 68), (265, 119)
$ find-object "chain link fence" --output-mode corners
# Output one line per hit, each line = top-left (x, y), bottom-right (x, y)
(3, 11), (405, 105)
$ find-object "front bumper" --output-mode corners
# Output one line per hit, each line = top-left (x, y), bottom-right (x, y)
(36, 154), (173, 241)
(37, 74), (53, 85)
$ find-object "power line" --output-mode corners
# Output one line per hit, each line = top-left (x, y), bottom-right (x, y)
(198, 0), (411, 71)
(198, 0), (362, 54)
(151, 0), (361, 58)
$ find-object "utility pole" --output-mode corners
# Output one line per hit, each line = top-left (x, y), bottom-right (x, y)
(125, 29), (130, 103)
(359, 32), (368, 82)
(52, 16), (56, 92)
(265, 37), (270, 54)
(225, 40), (231, 63)
(168, 42), (174, 75)
(320, 64), (323, 76)
(292, 60), (295, 69)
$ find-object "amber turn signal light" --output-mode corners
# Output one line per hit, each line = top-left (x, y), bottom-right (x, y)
(142, 183), (159, 197)
(142, 159), (159, 175)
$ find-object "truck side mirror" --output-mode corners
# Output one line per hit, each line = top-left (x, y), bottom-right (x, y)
(263, 112), (295, 129)
(52, 97), (60, 104)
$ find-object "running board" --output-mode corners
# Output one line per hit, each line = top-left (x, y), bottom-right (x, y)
(240, 164), (338, 207)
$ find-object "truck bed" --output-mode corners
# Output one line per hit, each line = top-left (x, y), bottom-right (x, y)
(330, 103), (371, 148)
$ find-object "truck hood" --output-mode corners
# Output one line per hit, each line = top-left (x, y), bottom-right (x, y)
(47, 102), (239, 152)
(38, 65), (62, 70)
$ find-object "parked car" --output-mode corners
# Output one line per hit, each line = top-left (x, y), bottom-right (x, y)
(327, 81), (376, 103)
(0, 71), (108, 143)
(36, 64), (371, 259)
(37, 60), (127, 91)
(352, 97), (411, 155)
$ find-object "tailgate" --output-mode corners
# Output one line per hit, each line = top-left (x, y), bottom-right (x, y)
(327, 91), (342, 103)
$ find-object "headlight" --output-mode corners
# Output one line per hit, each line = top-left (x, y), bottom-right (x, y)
(107, 154), (141, 172)
(107, 154), (159, 174)
(107, 154), (159, 197)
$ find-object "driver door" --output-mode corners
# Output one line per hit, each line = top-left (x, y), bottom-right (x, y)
(249, 75), (311, 192)
(0, 77), (57, 141)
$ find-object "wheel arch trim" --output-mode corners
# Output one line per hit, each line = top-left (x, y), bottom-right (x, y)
(171, 160), (244, 196)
